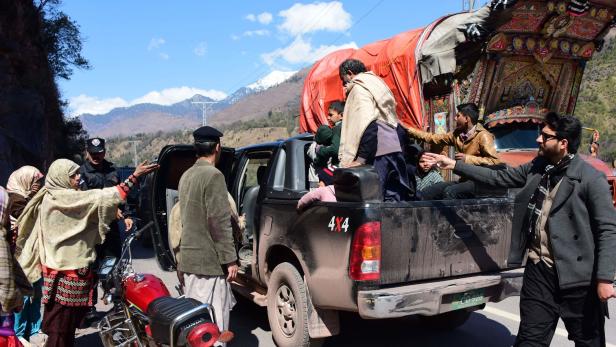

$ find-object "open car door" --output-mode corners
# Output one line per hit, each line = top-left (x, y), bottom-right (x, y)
(148, 144), (236, 271)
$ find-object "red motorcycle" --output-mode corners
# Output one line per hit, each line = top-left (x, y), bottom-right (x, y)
(97, 222), (231, 347)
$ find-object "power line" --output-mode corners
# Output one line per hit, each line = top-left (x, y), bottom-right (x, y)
(294, 0), (385, 73)
(222, 2), (350, 96)
(192, 101), (217, 126)
(330, 0), (384, 46)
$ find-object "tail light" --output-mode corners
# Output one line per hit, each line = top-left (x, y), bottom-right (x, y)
(349, 221), (381, 281)
(187, 322), (220, 347)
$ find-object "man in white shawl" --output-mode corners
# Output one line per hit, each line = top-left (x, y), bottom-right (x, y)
(338, 59), (415, 201)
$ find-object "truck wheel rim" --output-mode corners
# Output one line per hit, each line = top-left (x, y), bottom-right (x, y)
(275, 284), (297, 337)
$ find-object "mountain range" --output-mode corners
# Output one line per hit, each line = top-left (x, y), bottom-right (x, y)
(79, 69), (301, 138)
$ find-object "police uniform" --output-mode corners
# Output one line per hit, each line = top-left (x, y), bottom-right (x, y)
(79, 138), (122, 259)
(79, 138), (119, 190)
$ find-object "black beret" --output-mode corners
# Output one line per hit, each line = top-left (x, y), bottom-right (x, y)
(86, 137), (106, 153)
(193, 126), (223, 143)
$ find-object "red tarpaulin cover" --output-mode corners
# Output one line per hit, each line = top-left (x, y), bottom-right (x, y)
(299, 28), (426, 133)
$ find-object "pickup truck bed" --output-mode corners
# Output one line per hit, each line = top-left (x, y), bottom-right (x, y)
(148, 137), (524, 347)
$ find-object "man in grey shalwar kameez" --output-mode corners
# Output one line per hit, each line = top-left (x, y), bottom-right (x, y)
(178, 126), (238, 346)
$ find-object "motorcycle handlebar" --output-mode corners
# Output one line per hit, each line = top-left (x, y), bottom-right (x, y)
(134, 221), (155, 240)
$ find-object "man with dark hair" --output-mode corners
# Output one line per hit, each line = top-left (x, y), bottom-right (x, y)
(406, 102), (501, 199)
(338, 59), (414, 201)
(414, 150), (444, 193)
(178, 126), (237, 345)
(339, 59), (367, 82)
(425, 112), (616, 347)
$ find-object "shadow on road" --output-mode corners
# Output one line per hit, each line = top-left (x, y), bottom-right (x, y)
(321, 311), (516, 347)
(75, 329), (103, 347)
(229, 295), (269, 346)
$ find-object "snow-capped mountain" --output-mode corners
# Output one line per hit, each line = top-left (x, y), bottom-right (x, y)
(79, 69), (306, 137)
(247, 70), (298, 91)
(207, 70), (299, 105)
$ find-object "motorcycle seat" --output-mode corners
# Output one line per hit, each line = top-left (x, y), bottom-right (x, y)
(147, 296), (213, 345)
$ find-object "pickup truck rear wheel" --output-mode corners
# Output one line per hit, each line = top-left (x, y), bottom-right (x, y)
(418, 309), (472, 330)
(267, 262), (314, 347)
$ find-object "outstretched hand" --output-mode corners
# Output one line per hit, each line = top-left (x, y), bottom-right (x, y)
(133, 160), (160, 177)
(423, 152), (457, 170)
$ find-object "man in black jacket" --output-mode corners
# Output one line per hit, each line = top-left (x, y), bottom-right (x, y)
(79, 137), (133, 257)
(79, 137), (132, 323)
(425, 112), (616, 347)
(79, 138), (119, 191)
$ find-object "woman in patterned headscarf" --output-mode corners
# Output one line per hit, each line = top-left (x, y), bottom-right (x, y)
(6, 166), (44, 343)
(6, 166), (44, 247)
(15, 158), (157, 347)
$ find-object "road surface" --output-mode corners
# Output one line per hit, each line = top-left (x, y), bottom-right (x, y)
(75, 243), (616, 347)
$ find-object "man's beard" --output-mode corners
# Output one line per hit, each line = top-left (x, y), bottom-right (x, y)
(538, 145), (560, 162)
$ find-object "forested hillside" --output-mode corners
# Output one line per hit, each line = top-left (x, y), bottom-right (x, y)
(576, 32), (616, 162)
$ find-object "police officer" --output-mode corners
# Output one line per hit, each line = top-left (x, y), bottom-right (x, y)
(79, 137), (132, 323)
(79, 137), (133, 248)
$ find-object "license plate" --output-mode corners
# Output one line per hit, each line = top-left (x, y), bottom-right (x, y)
(451, 288), (485, 310)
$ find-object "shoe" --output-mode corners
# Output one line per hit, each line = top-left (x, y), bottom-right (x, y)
(218, 330), (234, 343)
(80, 308), (103, 329)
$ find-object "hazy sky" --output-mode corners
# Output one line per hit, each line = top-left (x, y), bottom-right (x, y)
(57, 0), (483, 116)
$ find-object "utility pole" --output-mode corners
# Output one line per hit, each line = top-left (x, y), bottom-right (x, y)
(126, 140), (140, 167)
(463, 0), (477, 11)
(191, 101), (217, 126)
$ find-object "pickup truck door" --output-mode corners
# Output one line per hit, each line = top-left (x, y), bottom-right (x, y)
(228, 145), (279, 281)
(148, 144), (235, 271)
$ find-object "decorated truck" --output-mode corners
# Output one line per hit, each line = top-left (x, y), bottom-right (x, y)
(299, 0), (616, 203)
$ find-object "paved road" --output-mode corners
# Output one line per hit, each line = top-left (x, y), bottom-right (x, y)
(76, 244), (616, 347)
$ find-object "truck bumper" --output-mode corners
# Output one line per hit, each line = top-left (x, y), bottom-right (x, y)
(357, 268), (524, 319)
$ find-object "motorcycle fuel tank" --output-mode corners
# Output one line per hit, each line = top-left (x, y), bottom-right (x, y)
(123, 273), (171, 312)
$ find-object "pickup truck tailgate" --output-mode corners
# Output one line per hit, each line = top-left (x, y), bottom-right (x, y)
(379, 198), (515, 285)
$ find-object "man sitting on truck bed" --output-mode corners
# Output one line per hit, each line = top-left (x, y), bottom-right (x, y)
(406, 103), (501, 199)
(338, 58), (415, 202)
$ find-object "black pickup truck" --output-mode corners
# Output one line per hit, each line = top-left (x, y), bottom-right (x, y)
(147, 134), (524, 347)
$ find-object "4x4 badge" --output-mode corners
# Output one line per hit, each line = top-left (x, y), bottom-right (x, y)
(328, 216), (349, 233)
